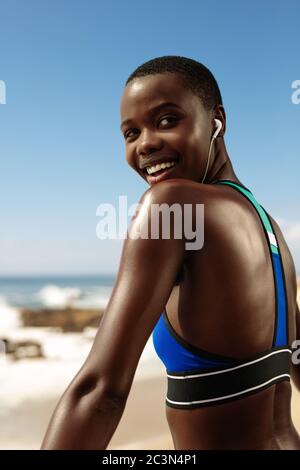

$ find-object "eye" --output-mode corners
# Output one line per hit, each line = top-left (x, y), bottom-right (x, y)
(124, 129), (138, 140)
(123, 115), (178, 141)
(158, 115), (178, 127)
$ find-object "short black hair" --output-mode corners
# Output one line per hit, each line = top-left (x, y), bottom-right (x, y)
(125, 55), (223, 111)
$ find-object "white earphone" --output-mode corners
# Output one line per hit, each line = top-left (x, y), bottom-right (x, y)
(201, 118), (222, 184)
(212, 118), (222, 140)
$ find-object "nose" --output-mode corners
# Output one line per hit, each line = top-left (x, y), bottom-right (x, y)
(137, 128), (163, 156)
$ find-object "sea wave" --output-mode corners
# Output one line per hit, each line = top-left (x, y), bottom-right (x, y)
(36, 284), (112, 309)
(36, 285), (82, 308)
(0, 296), (21, 333)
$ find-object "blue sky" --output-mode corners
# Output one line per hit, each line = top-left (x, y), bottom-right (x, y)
(0, 0), (299, 275)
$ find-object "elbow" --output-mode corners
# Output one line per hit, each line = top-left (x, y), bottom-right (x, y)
(41, 377), (125, 450)
(69, 374), (127, 413)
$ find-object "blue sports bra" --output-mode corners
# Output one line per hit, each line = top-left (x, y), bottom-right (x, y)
(152, 179), (291, 409)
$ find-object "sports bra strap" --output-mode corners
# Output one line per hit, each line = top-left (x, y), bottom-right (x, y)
(212, 179), (289, 347)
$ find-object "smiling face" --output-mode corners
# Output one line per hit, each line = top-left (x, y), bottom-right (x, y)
(120, 73), (214, 186)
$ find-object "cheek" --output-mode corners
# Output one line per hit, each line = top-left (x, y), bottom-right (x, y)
(164, 130), (189, 152)
(125, 148), (135, 168)
(187, 123), (209, 156)
(173, 120), (204, 151)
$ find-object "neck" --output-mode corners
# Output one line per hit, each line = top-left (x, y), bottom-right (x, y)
(207, 140), (244, 186)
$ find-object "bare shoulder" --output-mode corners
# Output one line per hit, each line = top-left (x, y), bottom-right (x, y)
(142, 178), (222, 207)
(141, 178), (204, 202)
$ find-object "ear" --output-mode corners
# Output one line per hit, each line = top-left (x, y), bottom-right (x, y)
(214, 105), (226, 137)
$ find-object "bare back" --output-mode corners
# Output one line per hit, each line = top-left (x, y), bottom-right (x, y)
(164, 181), (300, 449)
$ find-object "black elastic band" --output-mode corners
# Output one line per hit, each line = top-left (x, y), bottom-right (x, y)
(166, 348), (291, 409)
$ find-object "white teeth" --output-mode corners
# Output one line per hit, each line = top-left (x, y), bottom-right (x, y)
(146, 161), (177, 175)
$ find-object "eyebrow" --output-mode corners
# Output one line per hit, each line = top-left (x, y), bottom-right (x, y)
(120, 101), (182, 130)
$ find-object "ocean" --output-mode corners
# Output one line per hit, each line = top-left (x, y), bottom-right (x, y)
(0, 275), (116, 312)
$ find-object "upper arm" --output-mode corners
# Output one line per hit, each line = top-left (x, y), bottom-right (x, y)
(74, 181), (192, 400)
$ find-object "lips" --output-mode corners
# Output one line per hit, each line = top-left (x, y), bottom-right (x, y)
(140, 155), (179, 171)
(145, 160), (179, 184)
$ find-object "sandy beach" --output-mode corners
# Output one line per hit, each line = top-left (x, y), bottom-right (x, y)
(1, 358), (300, 450)
(0, 362), (173, 450)
(0, 320), (174, 450)
(0, 279), (300, 450)
(1, 332), (300, 450)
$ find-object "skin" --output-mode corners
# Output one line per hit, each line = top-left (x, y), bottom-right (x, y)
(41, 72), (300, 450)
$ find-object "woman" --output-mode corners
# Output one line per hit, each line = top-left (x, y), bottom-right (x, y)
(41, 56), (300, 450)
